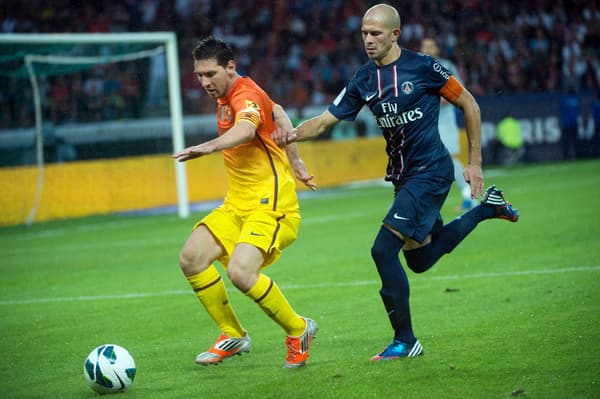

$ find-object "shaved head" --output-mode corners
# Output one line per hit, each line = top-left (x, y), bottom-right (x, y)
(363, 3), (401, 30)
(361, 3), (402, 65)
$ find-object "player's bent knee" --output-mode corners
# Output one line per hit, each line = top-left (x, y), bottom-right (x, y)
(226, 265), (255, 293)
(178, 251), (200, 276)
(371, 226), (404, 264)
(403, 248), (434, 274)
(371, 242), (392, 264)
(178, 250), (193, 271)
(178, 248), (212, 276)
(406, 261), (429, 274)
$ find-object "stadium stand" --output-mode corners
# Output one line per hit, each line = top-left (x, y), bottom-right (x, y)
(1, 0), (599, 158)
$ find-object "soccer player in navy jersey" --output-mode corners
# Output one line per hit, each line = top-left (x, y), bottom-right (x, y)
(272, 3), (520, 361)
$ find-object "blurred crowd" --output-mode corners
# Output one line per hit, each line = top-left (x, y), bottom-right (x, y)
(1, 0), (599, 130)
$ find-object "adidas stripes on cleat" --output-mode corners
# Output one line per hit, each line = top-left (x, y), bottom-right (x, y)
(370, 339), (424, 361)
(195, 333), (251, 365)
(284, 317), (318, 368)
(481, 185), (520, 222)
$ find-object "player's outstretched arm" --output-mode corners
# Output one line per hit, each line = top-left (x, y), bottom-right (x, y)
(173, 121), (255, 162)
(273, 104), (317, 191)
(295, 110), (339, 141)
(272, 110), (340, 146)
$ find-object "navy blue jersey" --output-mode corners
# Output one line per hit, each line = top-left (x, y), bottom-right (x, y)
(328, 48), (454, 183)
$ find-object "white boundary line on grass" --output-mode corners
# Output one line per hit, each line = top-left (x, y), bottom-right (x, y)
(1, 265), (598, 306)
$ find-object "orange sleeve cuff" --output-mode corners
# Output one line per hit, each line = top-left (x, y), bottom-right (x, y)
(439, 76), (463, 103)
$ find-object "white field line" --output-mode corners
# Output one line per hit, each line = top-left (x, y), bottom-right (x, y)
(1, 265), (598, 306)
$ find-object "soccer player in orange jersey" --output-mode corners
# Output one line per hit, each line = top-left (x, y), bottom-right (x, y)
(173, 36), (317, 368)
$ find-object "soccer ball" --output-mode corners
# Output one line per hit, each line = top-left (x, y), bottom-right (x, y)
(83, 344), (136, 395)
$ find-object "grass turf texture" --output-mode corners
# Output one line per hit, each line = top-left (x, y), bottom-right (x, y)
(1, 159), (599, 399)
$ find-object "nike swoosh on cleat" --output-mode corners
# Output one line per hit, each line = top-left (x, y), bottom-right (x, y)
(393, 213), (410, 220)
(250, 231), (265, 236)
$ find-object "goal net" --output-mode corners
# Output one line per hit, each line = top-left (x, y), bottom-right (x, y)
(0, 33), (188, 225)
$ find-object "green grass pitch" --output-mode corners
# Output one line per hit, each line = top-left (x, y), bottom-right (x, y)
(1, 159), (599, 398)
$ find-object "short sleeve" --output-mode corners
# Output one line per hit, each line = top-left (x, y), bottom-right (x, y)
(328, 78), (365, 122)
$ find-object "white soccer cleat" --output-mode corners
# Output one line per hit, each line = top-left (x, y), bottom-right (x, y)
(284, 317), (318, 368)
(195, 333), (251, 365)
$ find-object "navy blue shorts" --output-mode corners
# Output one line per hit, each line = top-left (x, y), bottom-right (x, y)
(383, 172), (452, 244)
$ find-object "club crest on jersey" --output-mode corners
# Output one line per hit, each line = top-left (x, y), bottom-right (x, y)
(219, 105), (232, 122)
(245, 100), (260, 110)
(400, 81), (414, 95)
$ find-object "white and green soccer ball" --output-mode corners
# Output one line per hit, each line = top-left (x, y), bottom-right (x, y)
(84, 344), (136, 395)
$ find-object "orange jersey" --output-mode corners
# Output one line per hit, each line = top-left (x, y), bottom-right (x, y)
(216, 77), (299, 214)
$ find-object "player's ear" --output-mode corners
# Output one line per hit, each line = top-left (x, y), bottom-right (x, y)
(393, 28), (401, 41)
(226, 59), (236, 74)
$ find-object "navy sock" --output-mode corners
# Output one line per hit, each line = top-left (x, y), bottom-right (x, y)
(371, 226), (415, 343)
(404, 204), (494, 273)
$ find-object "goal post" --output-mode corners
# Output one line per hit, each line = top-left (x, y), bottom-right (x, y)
(0, 32), (189, 222)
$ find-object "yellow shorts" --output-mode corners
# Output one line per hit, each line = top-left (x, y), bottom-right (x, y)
(194, 202), (300, 268)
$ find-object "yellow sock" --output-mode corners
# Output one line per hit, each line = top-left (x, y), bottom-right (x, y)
(186, 265), (245, 338)
(246, 274), (305, 336)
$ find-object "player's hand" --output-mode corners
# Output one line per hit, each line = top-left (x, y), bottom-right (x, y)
(290, 159), (317, 191)
(172, 144), (213, 162)
(272, 127), (297, 147)
(463, 164), (484, 198)
(297, 173), (317, 191)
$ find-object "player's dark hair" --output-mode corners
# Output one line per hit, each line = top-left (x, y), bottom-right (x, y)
(192, 36), (234, 67)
